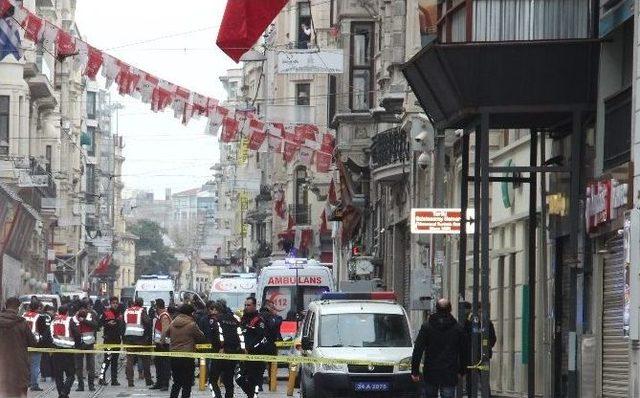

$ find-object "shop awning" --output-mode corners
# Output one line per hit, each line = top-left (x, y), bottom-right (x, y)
(402, 39), (600, 130)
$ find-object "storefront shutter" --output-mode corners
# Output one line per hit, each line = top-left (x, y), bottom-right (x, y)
(602, 236), (629, 398)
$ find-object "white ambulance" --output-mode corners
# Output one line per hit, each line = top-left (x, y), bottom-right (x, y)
(208, 273), (257, 312)
(256, 258), (335, 338)
(134, 275), (175, 308)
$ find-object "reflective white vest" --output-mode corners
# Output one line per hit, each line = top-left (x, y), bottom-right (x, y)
(73, 312), (96, 345)
(124, 306), (145, 336)
(22, 311), (41, 343)
(152, 311), (171, 344)
(52, 315), (75, 348)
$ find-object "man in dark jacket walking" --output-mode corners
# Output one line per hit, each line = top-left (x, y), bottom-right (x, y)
(0, 297), (38, 398)
(164, 304), (207, 398)
(411, 298), (467, 398)
(98, 296), (124, 386)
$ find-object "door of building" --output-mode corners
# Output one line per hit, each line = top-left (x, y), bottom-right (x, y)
(601, 235), (629, 398)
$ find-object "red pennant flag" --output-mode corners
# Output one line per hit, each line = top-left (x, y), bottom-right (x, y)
(296, 124), (318, 142)
(321, 132), (335, 152)
(23, 12), (44, 42)
(283, 141), (300, 163)
(315, 151), (332, 173)
(248, 124), (267, 150)
(328, 178), (338, 205)
(93, 254), (112, 275)
(151, 80), (175, 112)
(56, 28), (77, 59)
(221, 117), (239, 142)
(216, 0), (288, 63)
(84, 46), (103, 80)
(287, 214), (296, 231)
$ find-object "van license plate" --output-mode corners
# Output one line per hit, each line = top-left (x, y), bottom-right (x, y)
(353, 381), (390, 392)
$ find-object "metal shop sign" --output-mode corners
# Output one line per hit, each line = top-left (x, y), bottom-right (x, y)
(410, 208), (475, 234)
(585, 178), (629, 233)
(277, 50), (343, 74)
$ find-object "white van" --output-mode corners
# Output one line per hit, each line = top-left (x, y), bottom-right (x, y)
(208, 273), (257, 312)
(256, 259), (334, 337)
(298, 292), (417, 398)
(134, 275), (175, 308)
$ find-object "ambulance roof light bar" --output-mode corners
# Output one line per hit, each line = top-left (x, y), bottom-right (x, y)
(321, 292), (396, 301)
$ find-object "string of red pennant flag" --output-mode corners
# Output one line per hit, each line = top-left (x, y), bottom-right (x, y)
(0, 0), (335, 173)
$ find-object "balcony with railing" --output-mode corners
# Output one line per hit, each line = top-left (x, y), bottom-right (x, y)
(370, 127), (410, 183)
(289, 204), (311, 225)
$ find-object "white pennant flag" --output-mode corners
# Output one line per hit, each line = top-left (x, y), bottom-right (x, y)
(13, 6), (28, 25)
(73, 39), (89, 74)
(42, 21), (58, 53)
(101, 54), (119, 88)
(137, 74), (158, 104)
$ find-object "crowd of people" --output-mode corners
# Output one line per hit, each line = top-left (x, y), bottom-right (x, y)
(0, 294), (284, 398)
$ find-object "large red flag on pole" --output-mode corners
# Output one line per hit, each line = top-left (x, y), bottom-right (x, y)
(216, 0), (288, 63)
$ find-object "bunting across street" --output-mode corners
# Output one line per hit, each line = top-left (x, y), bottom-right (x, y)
(0, 0), (335, 173)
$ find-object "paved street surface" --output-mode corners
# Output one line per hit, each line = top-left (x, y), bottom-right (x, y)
(28, 361), (297, 398)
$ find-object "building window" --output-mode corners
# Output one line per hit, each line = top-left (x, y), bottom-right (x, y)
(350, 23), (374, 111)
(296, 83), (310, 106)
(87, 126), (96, 156)
(0, 96), (9, 154)
(45, 145), (52, 173)
(228, 82), (237, 100)
(86, 164), (95, 202)
(297, 1), (312, 49)
(86, 91), (97, 119)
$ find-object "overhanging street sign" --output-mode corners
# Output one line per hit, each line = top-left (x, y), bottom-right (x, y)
(411, 208), (475, 234)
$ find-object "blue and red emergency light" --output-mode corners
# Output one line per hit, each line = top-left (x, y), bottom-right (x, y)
(321, 292), (396, 301)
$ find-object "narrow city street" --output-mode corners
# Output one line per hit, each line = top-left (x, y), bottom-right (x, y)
(28, 362), (296, 398)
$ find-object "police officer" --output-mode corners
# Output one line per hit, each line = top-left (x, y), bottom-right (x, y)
(259, 299), (282, 391)
(238, 296), (268, 398)
(73, 298), (98, 391)
(99, 296), (124, 386)
(23, 300), (52, 392)
(205, 301), (244, 398)
(123, 297), (153, 387)
(150, 298), (171, 391)
(51, 305), (81, 398)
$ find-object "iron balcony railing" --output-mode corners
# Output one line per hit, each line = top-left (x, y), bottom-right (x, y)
(288, 204), (311, 225)
(370, 127), (410, 169)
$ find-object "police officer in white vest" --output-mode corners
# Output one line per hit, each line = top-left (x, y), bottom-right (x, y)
(73, 298), (99, 391)
(51, 304), (81, 398)
(123, 297), (154, 387)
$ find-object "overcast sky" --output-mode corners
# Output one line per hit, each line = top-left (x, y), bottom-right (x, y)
(75, 0), (237, 198)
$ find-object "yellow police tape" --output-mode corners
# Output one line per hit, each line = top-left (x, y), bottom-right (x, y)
(95, 341), (294, 350)
(28, 346), (395, 367)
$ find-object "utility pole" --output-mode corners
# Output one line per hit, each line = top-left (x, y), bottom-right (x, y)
(433, 129), (446, 299)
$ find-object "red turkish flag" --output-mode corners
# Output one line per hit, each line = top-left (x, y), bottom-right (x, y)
(287, 214), (296, 231)
(221, 117), (239, 142)
(0, 0), (13, 18)
(321, 132), (335, 153)
(283, 141), (300, 163)
(56, 28), (76, 58)
(315, 151), (332, 173)
(23, 12), (44, 42)
(248, 122), (267, 150)
(84, 46), (103, 80)
(216, 0), (288, 63)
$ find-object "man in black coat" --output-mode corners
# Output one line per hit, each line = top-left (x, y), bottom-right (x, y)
(411, 298), (467, 398)
(238, 296), (268, 398)
(98, 296), (124, 386)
